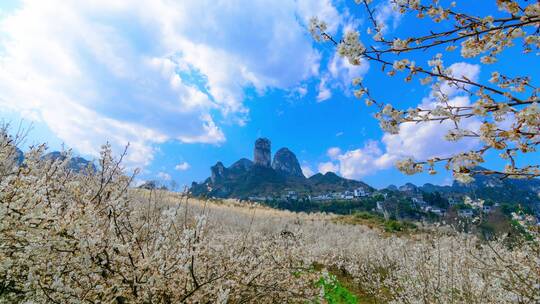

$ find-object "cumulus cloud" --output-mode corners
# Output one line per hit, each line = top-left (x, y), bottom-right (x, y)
(374, 0), (402, 33)
(324, 62), (483, 179)
(301, 164), (315, 177)
(316, 52), (370, 102)
(437, 62), (481, 97)
(318, 161), (339, 174)
(296, 0), (342, 35)
(328, 52), (369, 86)
(316, 76), (332, 102)
(157, 171), (172, 181)
(0, 0), (335, 167)
(327, 147), (342, 158)
(175, 161), (191, 171)
(380, 96), (481, 163)
(335, 140), (389, 179)
(310, 13), (369, 102)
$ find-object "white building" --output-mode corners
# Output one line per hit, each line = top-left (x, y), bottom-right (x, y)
(458, 209), (474, 218)
(354, 188), (369, 197)
(430, 208), (445, 216)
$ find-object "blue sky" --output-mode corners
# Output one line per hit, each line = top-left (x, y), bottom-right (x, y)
(1, 0), (538, 189)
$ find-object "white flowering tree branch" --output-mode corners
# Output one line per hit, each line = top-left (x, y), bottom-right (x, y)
(310, 0), (540, 183)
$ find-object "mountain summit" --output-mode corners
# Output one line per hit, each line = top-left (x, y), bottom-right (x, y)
(254, 138), (271, 167)
(190, 138), (372, 198)
(272, 147), (304, 178)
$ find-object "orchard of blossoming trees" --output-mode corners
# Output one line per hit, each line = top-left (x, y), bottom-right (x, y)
(310, 0), (540, 183)
(1, 125), (540, 303)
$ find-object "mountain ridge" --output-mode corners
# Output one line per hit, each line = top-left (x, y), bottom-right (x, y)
(15, 149), (95, 172)
(190, 139), (540, 210)
(190, 138), (373, 198)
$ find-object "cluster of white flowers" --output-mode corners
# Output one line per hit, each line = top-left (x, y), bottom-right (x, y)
(392, 58), (410, 71)
(337, 31), (367, 66)
(308, 17), (328, 43)
(396, 157), (424, 175)
(392, 38), (409, 51)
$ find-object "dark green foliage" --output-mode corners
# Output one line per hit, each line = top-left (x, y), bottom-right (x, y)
(265, 197), (378, 215)
(422, 191), (449, 209)
(500, 203), (535, 216)
(383, 219), (417, 233)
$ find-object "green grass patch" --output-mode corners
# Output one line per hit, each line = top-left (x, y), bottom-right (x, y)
(316, 273), (358, 304)
(383, 219), (417, 233)
(335, 211), (417, 235)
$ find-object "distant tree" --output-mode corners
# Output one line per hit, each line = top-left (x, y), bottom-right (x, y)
(311, 0), (539, 183)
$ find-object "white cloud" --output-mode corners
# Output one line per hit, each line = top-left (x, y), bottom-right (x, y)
(296, 0), (342, 35)
(336, 140), (387, 179)
(327, 147), (342, 158)
(324, 62), (483, 180)
(374, 0), (402, 33)
(157, 171), (171, 181)
(318, 161), (339, 174)
(301, 165), (315, 177)
(288, 85), (308, 99)
(0, 0), (335, 167)
(316, 52), (369, 102)
(175, 161), (190, 171)
(437, 62), (481, 97)
(308, 9), (369, 103)
(328, 52), (369, 85)
(380, 96), (481, 162)
(316, 76), (332, 102)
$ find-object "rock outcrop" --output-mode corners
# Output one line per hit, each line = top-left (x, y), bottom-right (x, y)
(210, 161), (226, 183)
(272, 148), (304, 178)
(253, 138), (271, 167)
(43, 151), (95, 172)
(229, 158), (253, 172)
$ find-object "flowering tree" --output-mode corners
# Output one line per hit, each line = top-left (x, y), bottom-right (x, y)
(310, 0), (539, 183)
(0, 126), (319, 303)
(2, 125), (540, 302)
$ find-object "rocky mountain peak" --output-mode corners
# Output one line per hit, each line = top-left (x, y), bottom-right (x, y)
(229, 158), (253, 172)
(399, 183), (418, 192)
(254, 138), (271, 167)
(210, 161), (226, 183)
(272, 147), (304, 178)
(43, 151), (95, 172)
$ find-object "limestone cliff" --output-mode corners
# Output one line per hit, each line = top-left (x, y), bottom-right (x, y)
(253, 138), (271, 167)
(272, 148), (304, 178)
